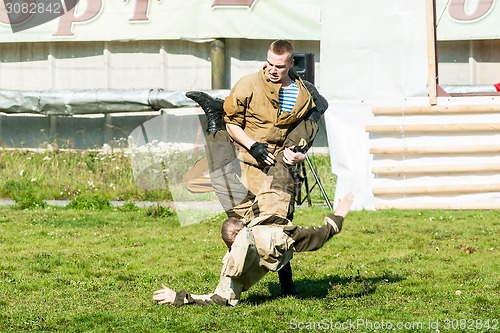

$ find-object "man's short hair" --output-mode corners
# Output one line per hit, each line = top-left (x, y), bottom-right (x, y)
(221, 217), (244, 248)
(269, 40), (294, 61)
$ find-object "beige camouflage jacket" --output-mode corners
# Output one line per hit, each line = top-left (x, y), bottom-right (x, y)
(223, 66), (315, 165)
(172, 223), (294, 306)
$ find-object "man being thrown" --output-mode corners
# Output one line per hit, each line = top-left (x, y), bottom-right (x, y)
(152, 92), (353, 306)
(152, 192), (353, 306)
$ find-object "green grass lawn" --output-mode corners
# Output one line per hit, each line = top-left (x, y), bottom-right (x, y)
(0, 207), (498, 332)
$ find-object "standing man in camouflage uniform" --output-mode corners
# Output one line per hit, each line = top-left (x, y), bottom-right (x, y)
(185, 40), (328, 297)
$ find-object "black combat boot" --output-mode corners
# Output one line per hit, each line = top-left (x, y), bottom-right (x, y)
(303, 80), (328, 123)
(278, 262), (299, 297)
(305, 107), (322, 123)
(186, 91), (225, 133)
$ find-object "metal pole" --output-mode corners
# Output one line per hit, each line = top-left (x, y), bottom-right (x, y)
(301, 162), (312, 206)
(305, 153), (333, 210)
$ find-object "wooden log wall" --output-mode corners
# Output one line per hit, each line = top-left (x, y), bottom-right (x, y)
(367, 103), (500, 209)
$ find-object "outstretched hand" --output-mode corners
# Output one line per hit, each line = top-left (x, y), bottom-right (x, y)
(334, 193), (354, 218)
(152, 284), (176, 305)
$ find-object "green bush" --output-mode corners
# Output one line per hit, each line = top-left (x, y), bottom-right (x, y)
(3, 179), (48, 210)
(143, 203), (175, 217)
(12, 192), (48, 210)
(66, 193), (111, 210)
(118, 201), (140, 212)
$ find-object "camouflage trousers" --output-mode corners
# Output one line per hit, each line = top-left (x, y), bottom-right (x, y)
(205, 119), (319, 223)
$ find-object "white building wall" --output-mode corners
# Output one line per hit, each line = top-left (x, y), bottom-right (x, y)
(0, 38), (497, 91)
(0, 39), (321, 91)
(0, 39), (322, 149)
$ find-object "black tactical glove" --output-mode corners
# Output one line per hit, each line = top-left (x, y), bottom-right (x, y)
(249, 142), (272, 164)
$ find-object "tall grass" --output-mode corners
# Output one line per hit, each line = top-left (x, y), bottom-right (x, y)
(0, 149), (334, 205)
(0, 149), (142, 201)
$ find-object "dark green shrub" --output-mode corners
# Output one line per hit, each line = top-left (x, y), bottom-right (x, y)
(143, 203), (175, 217)
(4, 179), (48, 210)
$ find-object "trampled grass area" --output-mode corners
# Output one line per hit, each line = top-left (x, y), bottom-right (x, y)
(0, 207), (498, 332)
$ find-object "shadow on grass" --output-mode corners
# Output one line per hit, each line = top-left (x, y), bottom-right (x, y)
(244, 273), (405, 305)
